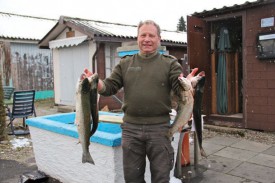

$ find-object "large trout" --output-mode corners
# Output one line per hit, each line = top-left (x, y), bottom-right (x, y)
(167, 76), (194, 137)
(167, 71), (206, 157)
(75, 73), (99, 164)
(193, 75), (206, 157)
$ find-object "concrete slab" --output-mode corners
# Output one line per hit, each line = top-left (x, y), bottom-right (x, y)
(189, 141), (226, 163)
(262, 146), (275, 156)
(191, 169), (246, 183)
(214, 147), (258, 161)
(200, 141), (226, 155)
(204, 136), (239, 146)
(199, 155), (242, 173)
(229, 162), (275, 183)
(230, 139), (271, 152)
(247, 153), (275, 168)
(0, 159), (37, 183)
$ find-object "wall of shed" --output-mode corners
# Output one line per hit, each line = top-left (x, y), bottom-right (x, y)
(0, 42), (53, 99)
(52, 29), (95, 106)
(245, 4), (275, 131)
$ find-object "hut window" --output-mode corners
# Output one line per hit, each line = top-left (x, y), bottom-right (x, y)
(257, 32), (275, 60)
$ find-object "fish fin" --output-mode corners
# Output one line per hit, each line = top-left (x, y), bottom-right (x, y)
(82, 152), (95, 165)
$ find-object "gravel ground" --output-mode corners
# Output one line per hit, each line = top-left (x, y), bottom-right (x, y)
(1, 99), (57, 164)
(203, 125), (275, 145)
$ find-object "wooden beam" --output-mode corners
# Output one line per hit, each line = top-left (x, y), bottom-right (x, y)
(99, 115), (123, 124)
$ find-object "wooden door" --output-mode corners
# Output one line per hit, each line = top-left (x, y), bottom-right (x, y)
(187, 16), (211, 115)
(59, 42), (89, 106)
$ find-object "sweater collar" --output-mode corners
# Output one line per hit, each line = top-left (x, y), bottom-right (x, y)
(138, 51), (158, 60)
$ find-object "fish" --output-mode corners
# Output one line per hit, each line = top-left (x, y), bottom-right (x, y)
(192, 75), (207, 157)
(167, 71), (206, 147)
(90, 75), (99, 136)
(167, 76), (194, 137)
(75, 73), (99, 164)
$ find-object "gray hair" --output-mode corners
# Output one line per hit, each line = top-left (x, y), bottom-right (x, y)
(137, 20), (161, 37)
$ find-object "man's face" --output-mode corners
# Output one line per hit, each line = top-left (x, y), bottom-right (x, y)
(137, 24), (161, 55)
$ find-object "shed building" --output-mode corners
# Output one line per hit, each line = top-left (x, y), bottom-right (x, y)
(187, 0), (275, 131)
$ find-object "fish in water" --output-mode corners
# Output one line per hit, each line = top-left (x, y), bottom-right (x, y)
(167, 76), (194, 137)
(75, 73), (99, 164)
(192, 75), (207, 157)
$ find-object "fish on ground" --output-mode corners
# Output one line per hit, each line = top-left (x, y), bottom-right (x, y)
(75, 73), (99, 165)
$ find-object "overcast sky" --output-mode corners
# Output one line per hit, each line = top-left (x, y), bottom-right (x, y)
(0, 0), (256, 31)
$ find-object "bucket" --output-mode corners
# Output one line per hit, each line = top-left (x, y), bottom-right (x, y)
(181, 132), (190, 166)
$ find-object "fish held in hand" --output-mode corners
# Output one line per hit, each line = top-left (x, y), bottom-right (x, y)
(193, 75), (207, 158)
(167, 71), (205, 137)
(75, 73), (99, 164)
(167, 76), (194, 137)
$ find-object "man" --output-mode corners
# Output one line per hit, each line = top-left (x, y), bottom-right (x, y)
(84, 20), (197, 183)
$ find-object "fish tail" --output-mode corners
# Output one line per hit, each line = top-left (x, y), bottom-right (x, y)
(82, 152), (95, 165)
(200, 147), (207, 158)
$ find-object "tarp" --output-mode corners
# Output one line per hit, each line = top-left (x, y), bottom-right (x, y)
(217, 27), (231, 114)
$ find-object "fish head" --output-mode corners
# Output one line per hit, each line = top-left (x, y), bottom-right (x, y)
(195, 76), (206, 93)
(76, 73), (99, 94)
(75, 73), (91, 94)
(178, 76), (192, 91)
(87, 73), (99, 90)
(190, 71), (205, 88)
(81, 77), (91, 94)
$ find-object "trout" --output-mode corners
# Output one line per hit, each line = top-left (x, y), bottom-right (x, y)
(167, 76), (194, 137)
(193, 75), (207, 157)
(75, 73), (99, 164)
(167, 71), (205, 137)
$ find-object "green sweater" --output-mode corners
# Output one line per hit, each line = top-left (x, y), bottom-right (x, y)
(100, 52), (182, 124)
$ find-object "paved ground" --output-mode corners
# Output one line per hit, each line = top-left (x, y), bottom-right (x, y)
(181, 136), (275, 183)
(1, 99), (275, 183)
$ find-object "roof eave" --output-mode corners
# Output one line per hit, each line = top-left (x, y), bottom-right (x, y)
(192, 0), (273, 18)
(38, 22), (66, 48)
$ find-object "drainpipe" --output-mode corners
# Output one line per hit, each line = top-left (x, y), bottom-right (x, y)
(92, 42), (99, 73)
(92, 42), (123, 106)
